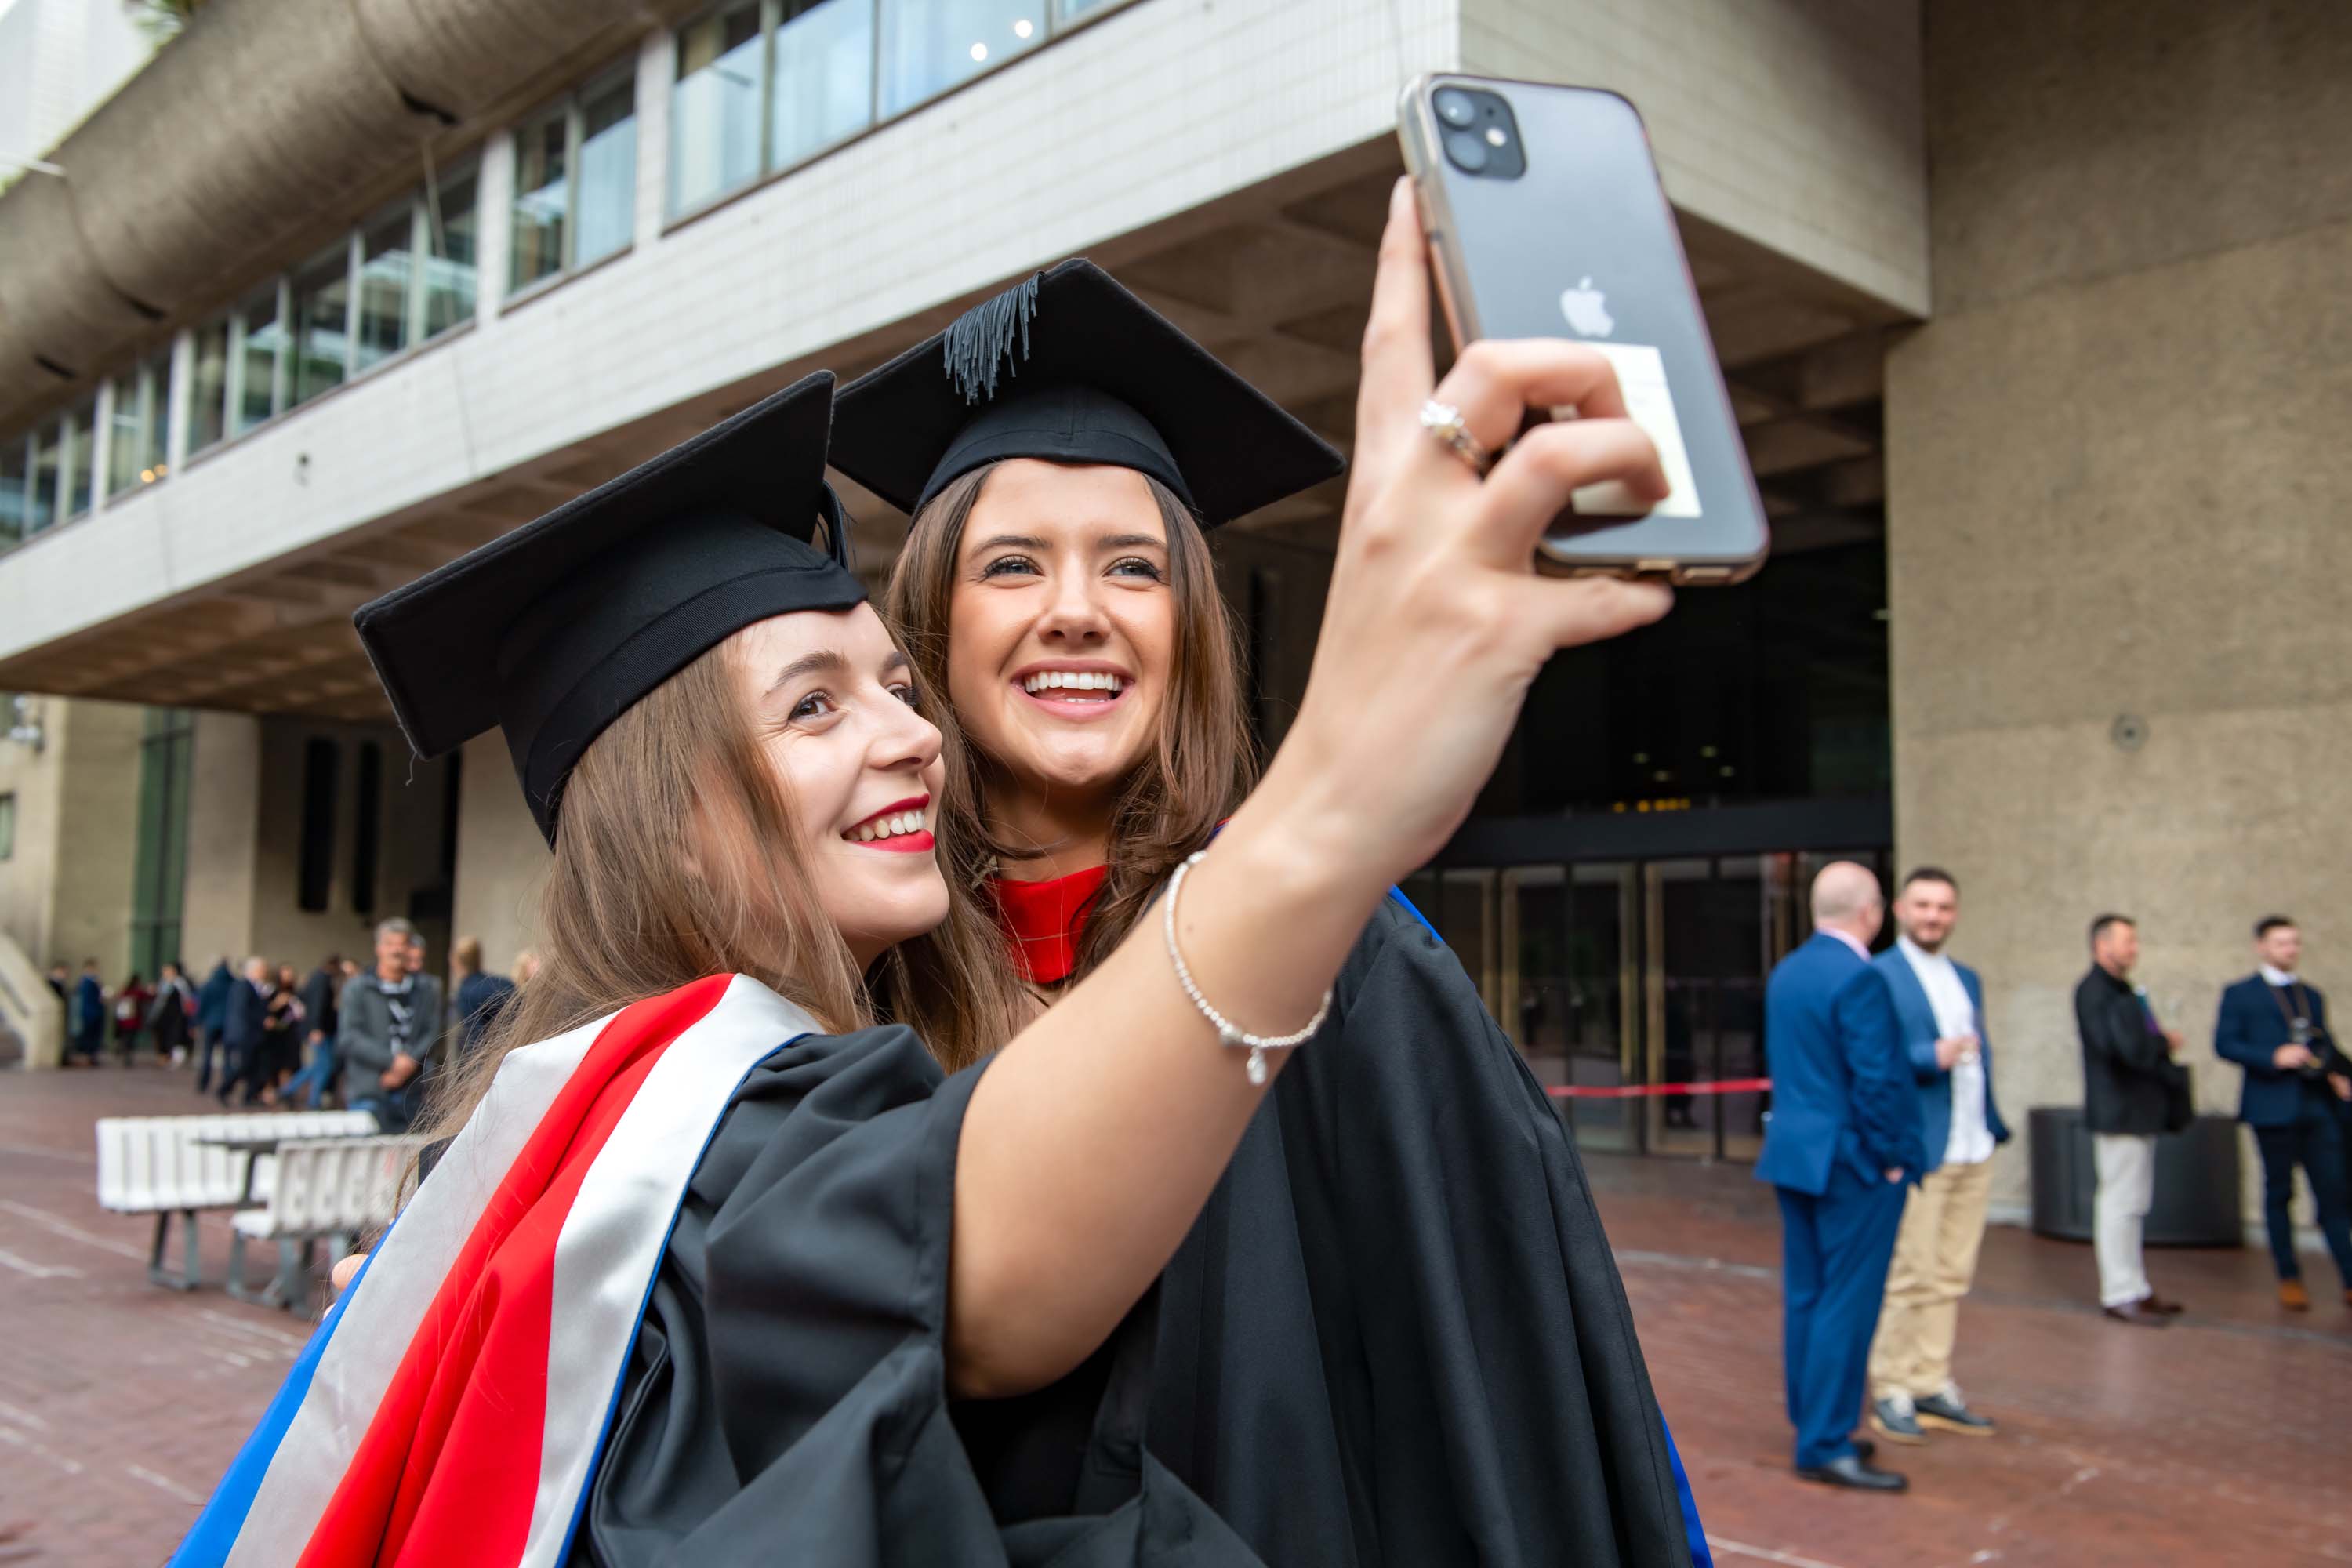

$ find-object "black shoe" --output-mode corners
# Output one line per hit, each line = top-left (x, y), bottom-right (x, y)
(1796, 1454), (1908, 1492)
(1871, 1396), (1927, 1445)
(1915, 1389), (1995, 1436)
(2103, 1299), (2169, 1327)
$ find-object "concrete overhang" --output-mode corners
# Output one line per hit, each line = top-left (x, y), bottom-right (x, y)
(0, 0), (688, 433)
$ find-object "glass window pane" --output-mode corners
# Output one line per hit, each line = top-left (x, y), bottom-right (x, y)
(234, 284), (282, 434)
(356, 212), (412, 372)
(290, 244), (351, 407)
(510, 106), (570, 289)
(190, 318), (229, 452)
(424, 168), (479, 337)
(880, 0), (1044, 118)
(64, 399), (95, 521)
(0, 437), (27, 548)
(670, 4), (763, 213)
(108, 368), (144, 498)
(1052, 0), (1121, 20)
(575, 77), (638, 267)
(774, 0), (873, 167)
(29, 423), (59, 532)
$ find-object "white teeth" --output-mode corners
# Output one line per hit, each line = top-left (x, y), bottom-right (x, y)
(1024, 670), (1126, 695)
(847, 807), (925, 844)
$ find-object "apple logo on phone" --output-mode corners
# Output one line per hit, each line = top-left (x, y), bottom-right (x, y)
(1559, 277), (1614, 337)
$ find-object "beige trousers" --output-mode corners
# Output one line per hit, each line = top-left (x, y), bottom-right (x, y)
(1868, 1156), (1994, 1400)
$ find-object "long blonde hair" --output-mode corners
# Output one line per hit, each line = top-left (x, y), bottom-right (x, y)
(884, 461), (1257, 982)
(416, 630), (1029, 1152)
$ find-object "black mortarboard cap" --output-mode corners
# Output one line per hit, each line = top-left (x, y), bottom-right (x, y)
(354, 372), (866, 844)
(831, 259), (1343, 526)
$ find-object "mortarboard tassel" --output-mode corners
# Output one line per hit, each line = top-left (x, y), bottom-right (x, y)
(942, 274), (1040, 405)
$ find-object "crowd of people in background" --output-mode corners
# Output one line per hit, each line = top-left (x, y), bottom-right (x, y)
(42, 925), (535, 1134)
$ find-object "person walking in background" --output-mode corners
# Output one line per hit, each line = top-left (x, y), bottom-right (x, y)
(45, 962), (67, 1002)
(71, 960), (105, 1065)
(448, 936), (514, 1064)
(216, 957), (274, 1107)
(280, 954), (345, 1109)
(339, 919), (442, 1132)
(1756, 861), (1925, 1493)
(148, 960), (195, 1067)
(1867, 869), (2006, 1446)
(111, 971), (153, 1066)
(257, 964), (306, 1103)
(194, 957), (234, 1094)
(2075, 914), (2188, 1326)
(2214, 916), (2352, 1311)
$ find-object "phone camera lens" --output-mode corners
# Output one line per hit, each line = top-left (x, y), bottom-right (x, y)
(1441, 128), (1489, 172)
(1435, 89), (1478, 129)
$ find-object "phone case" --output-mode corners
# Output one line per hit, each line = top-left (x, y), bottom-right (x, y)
(1398, 74), (1769, 586)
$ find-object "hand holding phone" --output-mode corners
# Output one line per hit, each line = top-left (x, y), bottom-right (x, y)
(1398, 76), (1770, 586)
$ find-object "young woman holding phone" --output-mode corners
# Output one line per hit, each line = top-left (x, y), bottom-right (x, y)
(834, 183), (1704, 1566)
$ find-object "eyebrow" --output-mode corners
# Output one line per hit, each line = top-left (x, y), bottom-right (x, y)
(764, 647), (909, 699)
(964, 531), (1168, 554)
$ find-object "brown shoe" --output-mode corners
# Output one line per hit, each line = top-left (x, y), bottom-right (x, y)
(2279, 1279), (2310, 1311)
(2103, 1299), (2169, 1327)
(2141, 1293), (2185, 1316)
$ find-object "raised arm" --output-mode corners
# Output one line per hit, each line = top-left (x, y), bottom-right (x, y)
(946, 180), (1675, 1399)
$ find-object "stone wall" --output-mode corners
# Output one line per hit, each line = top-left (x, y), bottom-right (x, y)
(1887, 0), (2352, 1217)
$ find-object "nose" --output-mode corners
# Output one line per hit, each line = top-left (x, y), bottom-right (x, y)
(872, 691), (944, 779)
(1035, 561), (1111, 648)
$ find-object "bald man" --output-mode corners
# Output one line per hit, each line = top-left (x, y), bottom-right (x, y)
(1756, 862), (1926, 1491)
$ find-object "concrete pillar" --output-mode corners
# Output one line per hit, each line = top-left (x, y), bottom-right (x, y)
(180, 710), (262, 969)
(450, 732), (547, 976)
(1887, 0), (2352, 1218)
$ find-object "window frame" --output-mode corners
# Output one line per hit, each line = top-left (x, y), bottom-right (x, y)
(509, 61), (640, 305)
(664, 0), (1143, 230)
(0, 790), (14, 862)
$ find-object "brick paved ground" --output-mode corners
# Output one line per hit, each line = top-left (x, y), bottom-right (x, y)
(2, 1066), (2347, 1566)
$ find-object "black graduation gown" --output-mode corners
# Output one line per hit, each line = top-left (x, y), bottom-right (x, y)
(568, 1024), (1261, 1566)
(1146, 897), (1693, 1568)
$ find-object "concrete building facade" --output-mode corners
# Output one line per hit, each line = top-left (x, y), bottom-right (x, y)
(0, 0), (2342, 1230)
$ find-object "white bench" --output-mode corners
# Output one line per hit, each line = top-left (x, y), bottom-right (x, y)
(93, 1111), (378, 1289)
(229, 1135), (423, 1311)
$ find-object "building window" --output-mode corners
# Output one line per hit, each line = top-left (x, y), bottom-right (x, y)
(129, 709), (194, 976)
(880, 0), (1046, 117)
(61, 397), (97, 523)
(672, 2), (764, 213)
(297, 737), (340, 913)
(0, 434), (28, 551)
(28, 422), (60, 535)
(352, 739), (383, 915)
(231, 281), (285, 437)
(355, 207), (414, 372)
(188, 318), (230, 455)
(290, 240), (353, 408)
(0, 792), (14, 862)
(512, 66), (639, 292)
(106, 350), (171, 499)
(423, 162), (481, 339)
(775, 0), (874, 168)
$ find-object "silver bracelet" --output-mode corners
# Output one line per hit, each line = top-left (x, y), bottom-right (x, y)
(1163, 849), (1333, 1084)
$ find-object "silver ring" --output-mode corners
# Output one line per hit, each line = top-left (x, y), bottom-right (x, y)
(1419, 400), (1494, 476)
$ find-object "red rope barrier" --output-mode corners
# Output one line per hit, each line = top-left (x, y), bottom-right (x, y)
(1544, 1077), (1773, 1100)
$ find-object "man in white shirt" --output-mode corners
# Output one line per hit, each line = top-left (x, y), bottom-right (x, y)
(1867, 868), (2009, 1443)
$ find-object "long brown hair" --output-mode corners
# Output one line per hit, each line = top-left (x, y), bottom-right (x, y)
(884, 460), (1256, 982)
(416, 630), (1028, 1154)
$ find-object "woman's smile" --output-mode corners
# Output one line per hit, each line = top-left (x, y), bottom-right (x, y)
(842, 793), (935, 853)
(1012, 661), (1134, 723)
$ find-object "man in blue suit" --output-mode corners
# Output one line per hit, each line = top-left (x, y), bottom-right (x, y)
(1757, 862), (1925, 1492)
(1865, 869), (2007, 1445)
(216, 956), (274, 1108)
(2213, 916), (2352, 1310)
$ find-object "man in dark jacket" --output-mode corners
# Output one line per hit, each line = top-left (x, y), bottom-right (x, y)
(449, 935), (515, 1063)
(1755, 862), (1923, 1492)
(71, 961), (105, 1065)
(2075, 914), (2187, 1325)
(339, 919), (443, 1132)
(216, 957), (274, 1107)
(2213, 916), (2352, 1310)
(194, 958), (235, 1094)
